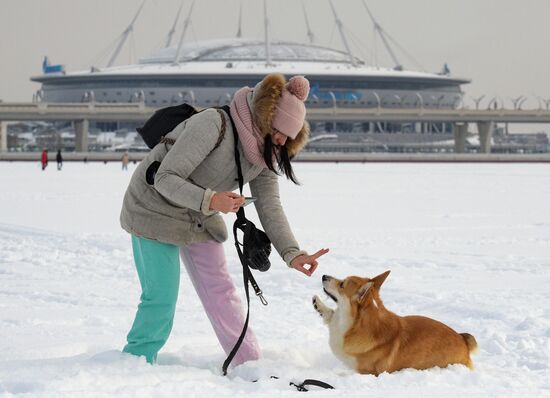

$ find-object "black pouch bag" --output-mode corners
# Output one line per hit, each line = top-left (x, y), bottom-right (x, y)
(224, 102), (272, 273)
(234, 213), (271, 272)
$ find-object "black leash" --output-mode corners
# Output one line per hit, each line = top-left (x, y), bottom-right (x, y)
(256, 376), (334, 392)
(290, 379), (335, 392)
(221, 106), (267, 376)
(220, 108), (334, 391)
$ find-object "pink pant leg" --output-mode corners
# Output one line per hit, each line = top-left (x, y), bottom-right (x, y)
(180, 240), (261, 367)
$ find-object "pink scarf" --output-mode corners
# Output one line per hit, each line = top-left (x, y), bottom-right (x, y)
(230, 87), (267, 168)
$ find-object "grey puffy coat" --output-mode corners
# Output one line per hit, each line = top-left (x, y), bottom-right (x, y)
(120, 108), (306, 266)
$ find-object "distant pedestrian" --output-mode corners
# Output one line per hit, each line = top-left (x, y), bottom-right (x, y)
(121, 151), (129, 171)
(40, 149), (48, 171)
(56, 150), (63, 171)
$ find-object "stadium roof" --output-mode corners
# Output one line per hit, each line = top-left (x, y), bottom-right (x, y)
(139, 38), (365, 64)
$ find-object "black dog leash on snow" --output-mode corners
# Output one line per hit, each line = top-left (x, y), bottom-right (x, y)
(259, 376), (334, 392)
(290, 379), (335, 392)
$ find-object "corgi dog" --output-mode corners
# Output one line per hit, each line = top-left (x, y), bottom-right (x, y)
(312, 271), (477, 375)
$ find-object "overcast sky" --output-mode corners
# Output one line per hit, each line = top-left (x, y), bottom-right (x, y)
(1, 0), (549, 110)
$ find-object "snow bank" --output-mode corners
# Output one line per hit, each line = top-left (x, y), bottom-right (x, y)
(1, 162), (549, 397)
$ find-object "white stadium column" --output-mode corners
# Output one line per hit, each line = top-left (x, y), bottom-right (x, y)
(477, 121), (494, 154)
(75, 119), (89, 152)
(453, 123), (468, 153)
(0, 121), (7, 152)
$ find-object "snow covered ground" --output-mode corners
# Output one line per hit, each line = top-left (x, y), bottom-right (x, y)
(0, 161), (549, 397)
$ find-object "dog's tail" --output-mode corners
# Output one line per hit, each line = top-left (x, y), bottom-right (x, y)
(460, 333), (478, 354)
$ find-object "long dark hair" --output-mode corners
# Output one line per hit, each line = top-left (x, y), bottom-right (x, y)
(263, 138), (299, 185)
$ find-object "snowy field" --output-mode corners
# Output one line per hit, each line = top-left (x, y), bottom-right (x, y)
(1, 161), (549, 397)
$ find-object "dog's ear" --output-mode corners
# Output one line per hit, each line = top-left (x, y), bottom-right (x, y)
(372, 270), (391, 289)
(355, 282), (373, 304)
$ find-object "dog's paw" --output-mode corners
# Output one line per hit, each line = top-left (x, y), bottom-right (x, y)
(312, 295), (322, 314)
(313, 295), (333, 323)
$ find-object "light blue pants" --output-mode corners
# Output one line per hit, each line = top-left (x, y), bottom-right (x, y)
(123, 235), (261, 365)
(123, 236), (180, 363)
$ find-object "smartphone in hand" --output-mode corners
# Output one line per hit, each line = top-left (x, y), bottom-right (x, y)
(243, 197), (257, 207)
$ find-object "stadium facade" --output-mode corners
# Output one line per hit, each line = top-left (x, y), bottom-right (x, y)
(32, 38), (468, 112)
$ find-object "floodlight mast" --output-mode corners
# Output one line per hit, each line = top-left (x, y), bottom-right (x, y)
(173, 0), (196, 65)
(302, 0), (315, 44)
(165, 0), (185, 48)
(236, 0), (243, 38)
(360, 0), (402, 70)
(263, 0), (273, 66)
(107, 0), (146, 67)
(328, 0), (356, 67)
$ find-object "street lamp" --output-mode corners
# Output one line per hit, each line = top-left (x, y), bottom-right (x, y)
(393, 94), (407, 108)
(539, 97), (550, 111)
(328, 91), (337, 132)
(130, 90), (145, 104)
(217, 93), (232, 106)
(511, 96), (526, 110)
(82, 91), (95, 103)
(171, 92), (184, 105)
(372, 91), (381, 111)
(182, 90), (196, 107)
(487, 97), (500, 111)
(393, 94), (401, 107)
(34, 90), (44, 103)
(414, 92), (423, 110)
(432, 94), (445, 109)
(471, 95), (485, 110)
(310, 94), (319, 106)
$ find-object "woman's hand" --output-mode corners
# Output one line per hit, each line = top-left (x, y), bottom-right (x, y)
(210, 192), (245, 214)
(290, 248), (330, 276)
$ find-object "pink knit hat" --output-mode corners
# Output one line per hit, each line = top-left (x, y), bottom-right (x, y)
(271, 76), (310, 139)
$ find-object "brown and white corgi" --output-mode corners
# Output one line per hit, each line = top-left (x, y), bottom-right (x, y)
(312, 271), (477, 375)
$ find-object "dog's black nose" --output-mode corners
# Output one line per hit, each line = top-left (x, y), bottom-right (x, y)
(322, 275), (329, 282)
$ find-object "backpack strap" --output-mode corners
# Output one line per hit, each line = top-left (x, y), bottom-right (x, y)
(159, 136), (176, 145)
(212, 109), (227, 155)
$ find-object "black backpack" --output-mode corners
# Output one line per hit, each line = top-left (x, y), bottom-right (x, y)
(137, 103), (198, 149)
(141, 104), (230, 185)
